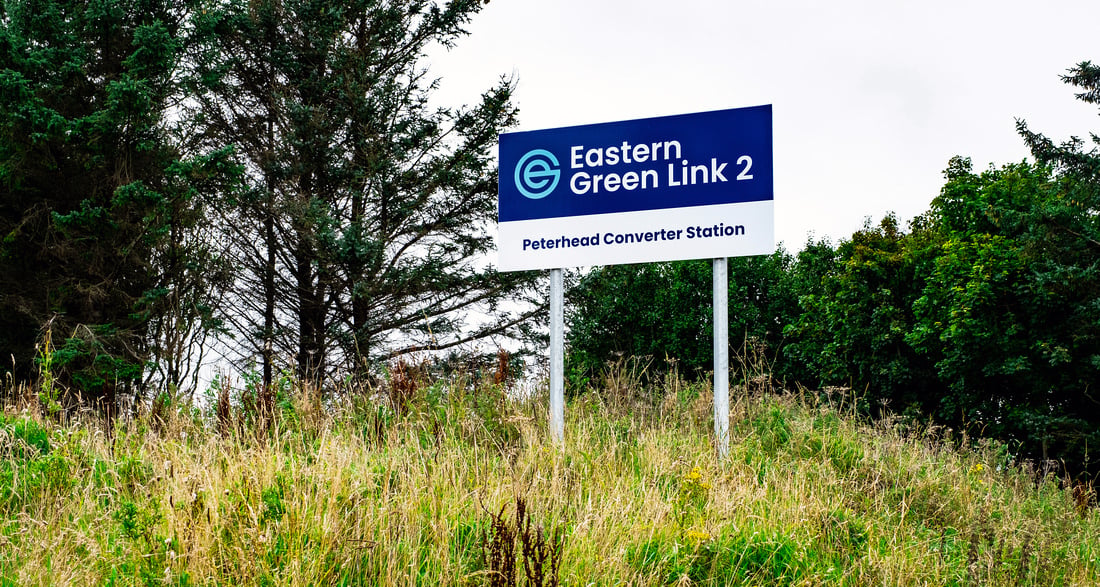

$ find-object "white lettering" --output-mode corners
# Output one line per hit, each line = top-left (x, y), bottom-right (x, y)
(604, 174), (620, 192)
(605, 146), (619, 166)
(585, 148), (603, 167)
(711, 158), (728, 182)
(621, 171), (639, 190)
(566, 139), (680, 170)
(571, 171), (591, 194)
(663, 140), (682, 160)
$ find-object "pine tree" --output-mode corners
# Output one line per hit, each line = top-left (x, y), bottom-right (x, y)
(0, 0), (236, 407)
(191, 0), (538, 388)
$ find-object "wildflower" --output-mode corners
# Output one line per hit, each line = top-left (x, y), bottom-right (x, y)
(682, 466), (711, 491)
(684, 529), (711, 545)
(971, 463), (984, 474)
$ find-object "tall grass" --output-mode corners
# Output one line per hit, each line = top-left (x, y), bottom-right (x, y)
(0, 370), (1097, 585)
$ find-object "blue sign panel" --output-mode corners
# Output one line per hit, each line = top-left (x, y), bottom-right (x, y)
(499, 105), (772, 223)
(497, 105), (774, 271)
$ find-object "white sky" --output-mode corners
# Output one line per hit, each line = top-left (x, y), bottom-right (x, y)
(428, 0), (1100, 251)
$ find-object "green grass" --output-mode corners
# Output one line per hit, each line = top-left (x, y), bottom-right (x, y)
(0, 377), (1097, 585)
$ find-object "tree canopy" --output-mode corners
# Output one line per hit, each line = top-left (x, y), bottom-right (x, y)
(566, 63), (1100, 476)
(2, 1), (1099, 477)
(0, 0), (237, 409)
(189, 0), (538, 389)
(0, 0), (537, 407)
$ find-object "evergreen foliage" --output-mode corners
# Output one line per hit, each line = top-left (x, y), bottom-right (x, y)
(2, 0), (1098, 478)
(0, 0), (533, 406)
(565, 251), (799, 383)
(0, 0), (236, 407)
(567, 64), (1100, 475)
(189, 0), (538, 387)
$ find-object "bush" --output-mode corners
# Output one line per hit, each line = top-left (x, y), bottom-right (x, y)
(566, 251), (801, 387)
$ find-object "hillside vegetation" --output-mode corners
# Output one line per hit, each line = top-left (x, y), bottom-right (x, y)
(1, 371), (1097, 586)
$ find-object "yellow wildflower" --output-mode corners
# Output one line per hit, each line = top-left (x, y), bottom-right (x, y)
(684, 528), (711, 545)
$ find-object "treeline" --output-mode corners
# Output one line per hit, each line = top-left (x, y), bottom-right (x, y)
(4, 0), (1098, 478)
(0, 0), (538, 410)
(568, 63), (1100, 477)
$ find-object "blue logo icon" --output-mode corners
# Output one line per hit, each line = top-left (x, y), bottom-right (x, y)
(514, 149), (560, 199)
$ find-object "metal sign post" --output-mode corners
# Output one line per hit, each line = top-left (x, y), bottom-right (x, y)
(713, 257), (730, 459)
(550, 268), (564, 445)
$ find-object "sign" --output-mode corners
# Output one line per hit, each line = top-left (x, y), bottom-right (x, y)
(498, 105), (773, 271)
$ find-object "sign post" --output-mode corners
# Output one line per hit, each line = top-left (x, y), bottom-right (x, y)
(713, 257), (730, 458)
(498, 106), (773, 452)
(549, 268), (564, 444)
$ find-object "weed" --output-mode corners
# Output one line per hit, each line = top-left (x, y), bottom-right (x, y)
(751, 404), (792, 455)
(114, 497), (162, 543)
(517, 497), (563, 587)
(733, 335), (778, 396)
(388, 359), (421, 415)
(600, 356), (652, 412)
(483, 502), (517, 586)
(34, 325), (61, 417)
(564, 363), (590, 399)
(260, 474), (288, 525)
(674, 465), (710, 529)
(1072, 481), (1095, 517)
(1, 376), (1098, 584)
(627, 526), (804, 586)
(215, 373), (232, 435)
(0, 415), (50, 459)
(493, 349), (513, 387)
(482, 496), (563, 587)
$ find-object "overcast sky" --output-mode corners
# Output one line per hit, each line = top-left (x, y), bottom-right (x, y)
(428, 0), (1100, 251)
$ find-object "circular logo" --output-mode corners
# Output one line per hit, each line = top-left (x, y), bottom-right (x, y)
(514, 149), (560, 199)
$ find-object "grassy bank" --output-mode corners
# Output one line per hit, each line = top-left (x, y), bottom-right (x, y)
(0, 376), (1097, 585)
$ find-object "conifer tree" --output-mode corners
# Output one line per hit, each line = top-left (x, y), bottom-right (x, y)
(0, 0), (235, 407)
(192, 0), (538, 388)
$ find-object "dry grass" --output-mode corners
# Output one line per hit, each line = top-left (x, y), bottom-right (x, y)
(0, 376), (1097, 586)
